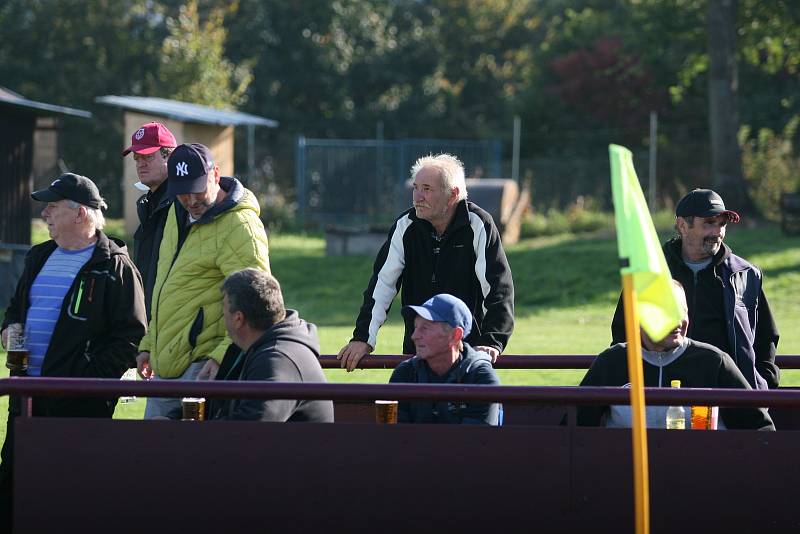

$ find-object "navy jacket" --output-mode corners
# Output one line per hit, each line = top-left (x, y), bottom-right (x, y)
(611, 238), (779, 389)
(389, 344), (500, 425)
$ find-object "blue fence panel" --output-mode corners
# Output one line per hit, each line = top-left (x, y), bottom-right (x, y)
(296, 136), (502, 228)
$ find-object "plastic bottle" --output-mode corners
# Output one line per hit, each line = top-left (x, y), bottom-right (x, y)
(665, 379), (686, 429)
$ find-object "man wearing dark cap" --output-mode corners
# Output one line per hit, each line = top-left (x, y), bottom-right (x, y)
(136, 143), (271, 419)
(611, 188), (779, 390)
(0, 173), (147, 526)
(123, 122), (177, 319)
(389, 293), (501, 425)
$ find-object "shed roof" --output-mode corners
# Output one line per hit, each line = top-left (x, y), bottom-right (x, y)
(95, 95), (278, 128)
(0, 87), (91, 118)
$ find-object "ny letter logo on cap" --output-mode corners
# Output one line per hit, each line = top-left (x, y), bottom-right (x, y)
(176, 162), (189, 177)
(135, 128), (146, 141)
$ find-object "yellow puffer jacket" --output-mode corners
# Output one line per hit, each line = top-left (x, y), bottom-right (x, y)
(139, 177), (270, 378)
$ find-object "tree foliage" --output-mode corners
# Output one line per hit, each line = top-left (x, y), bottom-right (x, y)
(160, 0), (251, 108)
(0, 0), (798, 214)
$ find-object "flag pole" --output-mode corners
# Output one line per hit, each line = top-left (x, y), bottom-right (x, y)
(621, 272), (650, 534)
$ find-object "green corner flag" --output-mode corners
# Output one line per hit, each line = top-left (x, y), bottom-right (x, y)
(609, 144), (682, 342)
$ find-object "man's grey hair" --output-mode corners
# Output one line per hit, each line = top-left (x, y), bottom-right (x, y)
(66, 200), (106, 230)
(410, 153), (468, 201)
(222, 268), (286, 331)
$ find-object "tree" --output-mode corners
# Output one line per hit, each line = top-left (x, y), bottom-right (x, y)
(159, 0), (251, 108)
(708, 0), (755, 213)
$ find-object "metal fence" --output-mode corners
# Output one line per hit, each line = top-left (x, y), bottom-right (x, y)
(0, 242), (29, 310)
(295, 136), (502, 228)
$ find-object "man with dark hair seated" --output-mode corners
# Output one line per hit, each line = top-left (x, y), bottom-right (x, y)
(209, 268), (333, 422)
(580, 281), (774, 430)
(389, 293), (501, 425)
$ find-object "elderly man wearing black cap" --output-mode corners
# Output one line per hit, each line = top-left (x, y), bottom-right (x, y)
(611, 188), (780, 390)
(136, 143), (271, 419)
(123, 122), (178, 319)
(0, 173), (147, 526)
(389, 293), (501, 425)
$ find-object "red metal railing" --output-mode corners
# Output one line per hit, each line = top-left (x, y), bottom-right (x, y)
(317, 354), (800, 369)
(1, 377), (800, 407)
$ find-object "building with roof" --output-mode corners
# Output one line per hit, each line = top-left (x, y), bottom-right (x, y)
(96, 95), (278, 236)
(0, 87), (91, 244)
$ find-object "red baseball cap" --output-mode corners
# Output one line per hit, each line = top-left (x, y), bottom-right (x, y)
(122, 122), (177, 156)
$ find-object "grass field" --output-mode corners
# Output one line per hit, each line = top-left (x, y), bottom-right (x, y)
(2, 222), (800, 428)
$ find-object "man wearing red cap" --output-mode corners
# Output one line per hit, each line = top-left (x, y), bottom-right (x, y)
(611, 188), (780, 390)
(122, 122), (177, 319)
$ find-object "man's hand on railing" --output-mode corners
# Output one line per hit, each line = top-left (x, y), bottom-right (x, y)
(337, 340), (374, 372)
(136, 351), (153, 380)
(474, 346), (500, 363)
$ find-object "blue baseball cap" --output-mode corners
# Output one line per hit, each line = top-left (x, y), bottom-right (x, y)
(402, 293), (472, 337)
(167, 143), (214, 197)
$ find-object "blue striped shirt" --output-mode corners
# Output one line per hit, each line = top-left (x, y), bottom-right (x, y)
(25, 244), (95, 376)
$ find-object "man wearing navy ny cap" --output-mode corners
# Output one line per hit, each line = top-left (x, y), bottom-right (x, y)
(0, 173), (146, 527)
(611, 188), (780, 390)
(389, 293), (501, 425)
(123, 122), (178, 319)
(136, 143), (271, 419)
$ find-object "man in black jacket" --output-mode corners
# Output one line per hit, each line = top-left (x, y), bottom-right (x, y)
(610, 189), (779, 390)
(210, 268), (333, 422)
(0, 173), (147, 529)
(123, 121), (177, 319)
(338, 153), (514, 371)
(584, 281), (773, 430)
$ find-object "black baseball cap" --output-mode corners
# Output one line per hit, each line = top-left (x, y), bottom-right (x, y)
(31, 173), (107, 210)
(675, 189), (740, 224)
(167, 143), (215, 197)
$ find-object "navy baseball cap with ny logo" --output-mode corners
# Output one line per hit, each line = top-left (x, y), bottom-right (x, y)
(167, 143), (215, 196)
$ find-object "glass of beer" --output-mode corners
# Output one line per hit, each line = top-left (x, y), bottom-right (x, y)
(5, 323), (28, 373)
(181, 397), (206, 421)
(375, 400), (398, 424)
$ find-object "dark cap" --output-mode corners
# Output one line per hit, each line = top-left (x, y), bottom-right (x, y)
(402, 293), (472, 337)
(675, 189), (740, 224)
(31, 173), (107, 210)
(167, 143), (215, 197)
(122, 122), (177, 156)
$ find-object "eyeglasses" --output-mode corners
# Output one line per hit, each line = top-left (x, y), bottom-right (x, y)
(133, 152), (160, 162)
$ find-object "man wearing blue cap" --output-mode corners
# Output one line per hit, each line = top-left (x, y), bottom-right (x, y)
(389, 293), (501, 425)
(136, 143), (271, 419)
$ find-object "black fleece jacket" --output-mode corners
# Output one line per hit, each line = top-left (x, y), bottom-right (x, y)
(211, 310), (333, 422)
(2, 231), (147, 416)
(578, 340), (775, 430)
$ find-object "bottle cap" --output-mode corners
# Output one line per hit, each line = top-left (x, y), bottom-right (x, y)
(670, 379), (681, 388)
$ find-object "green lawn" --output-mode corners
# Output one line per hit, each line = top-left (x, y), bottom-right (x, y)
(3, 223), (800, 430)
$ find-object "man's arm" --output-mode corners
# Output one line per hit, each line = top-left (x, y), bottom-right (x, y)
(610, 293), (627, 345)
(716, 352), (775, 430)
(576, 349), (615, 426)
(754, 287), (780, 388)
(89, 257), (148, 379)
(225, 351), (300, 421)
(388, 360), (415, 423)
(460, 362), (501, 425)
(471, 214), (514, 353)
(339, 217), (410, 371)
(209, 212), (272, 363)
(1, 247), (36, 333)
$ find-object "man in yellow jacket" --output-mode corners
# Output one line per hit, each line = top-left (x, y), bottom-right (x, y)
(136, 143), (271, 419)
